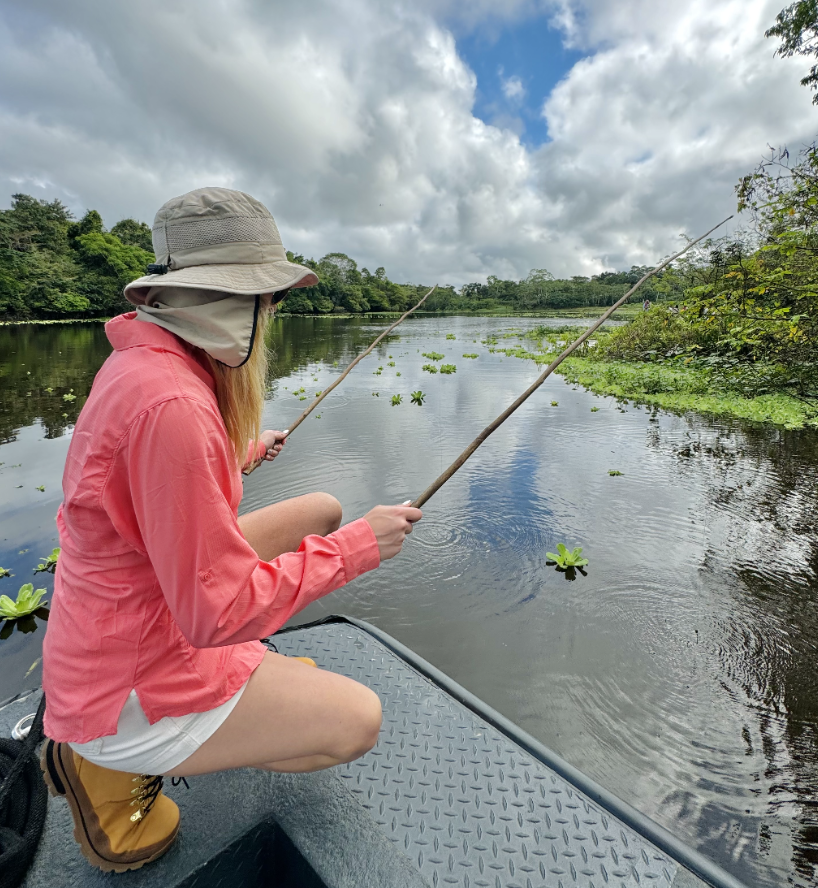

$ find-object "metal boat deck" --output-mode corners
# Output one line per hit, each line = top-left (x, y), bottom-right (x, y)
(1, 616), (747, 888)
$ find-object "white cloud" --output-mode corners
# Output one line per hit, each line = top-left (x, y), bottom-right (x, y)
(501, 72), (526, 102)
(0, 0), (814, 285)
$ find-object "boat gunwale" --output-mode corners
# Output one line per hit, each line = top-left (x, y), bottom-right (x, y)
(277, 614), (751, 888)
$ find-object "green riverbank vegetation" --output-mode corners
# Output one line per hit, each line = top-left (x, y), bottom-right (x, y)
(576, 139), (818, 429)
(497, 325), (817, 430)
(1, 191), (667, 321)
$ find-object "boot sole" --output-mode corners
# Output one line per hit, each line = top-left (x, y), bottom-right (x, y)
(40, 740), (179, 874)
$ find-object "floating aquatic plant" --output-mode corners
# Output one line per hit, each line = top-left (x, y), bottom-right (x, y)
(372, 392), (379, 397)
(608, 470), (623, 476)
(546, 544), (589, 570)
(463, 353), (478, 359)
(34, 548), (60, 574)
(422, 364), (438, 374)
(422, 352), (444, 361)
(440, 364), (456, 374)
(411, 391), (426, 405)
(591, 407), (600, 412)
(387, 362), (395, 367)
(36, 485), (45, 492)
(551, 401), (559, 407)
(446, 334), (456, 340)
(0, 584), (48, 620)
(391, 394), (403, 406)
(396, 372), (401, 377)
(0, 568), (11, 578)
(63, 391), (76, 402)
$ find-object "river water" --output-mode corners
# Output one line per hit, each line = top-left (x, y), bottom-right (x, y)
(1, 315), (817, 886)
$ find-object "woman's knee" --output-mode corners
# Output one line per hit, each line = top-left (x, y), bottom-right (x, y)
(313, 492), (342, 534)
(336, 685), (382, 762)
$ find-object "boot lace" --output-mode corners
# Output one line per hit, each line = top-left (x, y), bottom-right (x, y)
(129, 774), (164, 823)
(129, 774), (189, 823)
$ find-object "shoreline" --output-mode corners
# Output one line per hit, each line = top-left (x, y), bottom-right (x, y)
(0, 305), (645, 327)
(561, 356), (817, 430)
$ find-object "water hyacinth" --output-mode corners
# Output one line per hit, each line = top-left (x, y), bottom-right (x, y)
(546, 544), (589, 569)
(34, 547), (60, 574)
(0, 583), (48, 620)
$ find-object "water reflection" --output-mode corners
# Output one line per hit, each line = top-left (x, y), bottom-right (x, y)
(0, 316), (816, 886)
(0, 608), (49, 640)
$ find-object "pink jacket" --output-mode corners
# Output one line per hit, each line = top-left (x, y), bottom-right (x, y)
(43, 313), (381, 743)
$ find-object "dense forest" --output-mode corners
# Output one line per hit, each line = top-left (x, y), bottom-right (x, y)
(0, 193), (664, 321)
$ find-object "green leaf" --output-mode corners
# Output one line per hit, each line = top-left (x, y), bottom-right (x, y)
(0, 584), (48, 618)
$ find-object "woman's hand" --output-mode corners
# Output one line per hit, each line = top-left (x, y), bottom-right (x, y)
(363, 503), (423, 561)
(259, 429), (289, 462)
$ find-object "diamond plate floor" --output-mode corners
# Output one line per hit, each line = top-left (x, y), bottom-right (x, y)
(274, 622), (690, 888)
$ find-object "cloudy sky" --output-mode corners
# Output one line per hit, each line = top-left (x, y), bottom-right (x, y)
(0, 0), (814, 285)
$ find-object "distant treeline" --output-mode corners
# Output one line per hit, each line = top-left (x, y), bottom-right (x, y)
(0, 192), (665, 321)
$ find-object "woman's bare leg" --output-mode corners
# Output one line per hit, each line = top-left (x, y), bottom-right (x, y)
(238, 492), (342, 561)
(165, 652), (382, 777)
(167, 493), (379, 777)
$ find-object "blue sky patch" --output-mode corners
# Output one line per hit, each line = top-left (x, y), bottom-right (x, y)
(455, 16), (582, 147)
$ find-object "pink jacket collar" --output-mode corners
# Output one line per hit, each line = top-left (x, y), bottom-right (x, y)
(105, 312), (216, 391)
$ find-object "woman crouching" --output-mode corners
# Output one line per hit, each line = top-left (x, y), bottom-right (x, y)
(40, 187), (421, 872)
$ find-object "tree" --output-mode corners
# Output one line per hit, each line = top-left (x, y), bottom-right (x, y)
(7, 194), (73, 254)
(737, 141), (818, 233)
(767, 0), (818, 103)
(111, 218), (153, 252)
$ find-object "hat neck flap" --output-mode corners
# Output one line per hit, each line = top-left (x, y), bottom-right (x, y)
(135, 286), (264, 368)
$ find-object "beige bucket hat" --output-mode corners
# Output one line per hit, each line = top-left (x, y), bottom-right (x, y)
(124, 187), (318, 303)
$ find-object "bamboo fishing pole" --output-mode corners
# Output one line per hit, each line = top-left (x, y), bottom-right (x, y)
(409, 217), (733, 509)
(243, 284), (437, 475)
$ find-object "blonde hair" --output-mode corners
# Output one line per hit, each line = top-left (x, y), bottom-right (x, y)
(205, 309), (270, 465)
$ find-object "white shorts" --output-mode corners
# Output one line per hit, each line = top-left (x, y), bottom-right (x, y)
(68, 681), (248, 775)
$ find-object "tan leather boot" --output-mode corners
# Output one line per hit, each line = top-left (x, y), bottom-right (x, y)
(293, 656), (317, 667)
(40, 738), (179, 873)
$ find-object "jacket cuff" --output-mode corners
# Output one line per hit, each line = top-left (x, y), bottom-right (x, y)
(331, 517), (381, 582)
